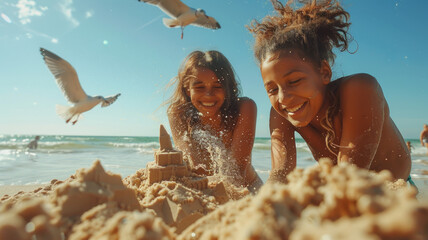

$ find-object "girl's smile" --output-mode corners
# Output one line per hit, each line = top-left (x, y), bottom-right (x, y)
(282, 101), (307, 115)
(260, 50), (331, 127)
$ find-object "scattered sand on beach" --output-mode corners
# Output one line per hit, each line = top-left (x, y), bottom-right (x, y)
(180, 159), (427, 240)
(1, 159), (427, 240)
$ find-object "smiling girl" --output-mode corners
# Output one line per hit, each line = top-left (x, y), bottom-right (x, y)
(166, 50), (262, 190)
(248, 0), (412, 183)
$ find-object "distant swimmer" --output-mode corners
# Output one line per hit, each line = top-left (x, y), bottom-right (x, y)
(27, 136), (40, 149)
(420, 124), (428, 155)
(40, 48), (121, 125)
(406, 141), (414, 153)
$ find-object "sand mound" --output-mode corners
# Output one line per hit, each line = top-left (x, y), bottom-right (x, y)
(1, 159), (427, 240)
(178, 159), (427, 240)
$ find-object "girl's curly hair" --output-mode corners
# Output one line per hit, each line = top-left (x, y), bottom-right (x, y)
(248, 0), (352, 67)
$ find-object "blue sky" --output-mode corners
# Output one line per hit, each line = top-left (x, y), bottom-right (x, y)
(0, 0), (427, 138)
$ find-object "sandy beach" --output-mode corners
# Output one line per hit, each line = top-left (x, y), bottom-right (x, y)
(1, 158), (427, 240)
(2, 0), (427, 238)
(0, 184), (47, 197)
(3, 131), (427, 240)
(1, 177), (427, 206)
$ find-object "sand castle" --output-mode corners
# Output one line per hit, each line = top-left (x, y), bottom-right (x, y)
(143, 125), (228, 233)
(146, 124), (208, 189)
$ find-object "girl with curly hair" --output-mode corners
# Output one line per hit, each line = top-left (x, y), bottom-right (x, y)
(248, 0), (412, 184)
(167, 50), (262, 190)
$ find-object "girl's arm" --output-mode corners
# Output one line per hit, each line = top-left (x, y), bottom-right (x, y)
(337, 74), (385, 168)
(230, 98), (262, 189)
(268, 107), (296, 183)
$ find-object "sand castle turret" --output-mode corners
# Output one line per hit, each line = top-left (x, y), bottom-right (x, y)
(155, 125), (185, 166)
(146, 125), (208, 190)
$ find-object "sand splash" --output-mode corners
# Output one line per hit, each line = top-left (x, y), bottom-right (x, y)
(1, 158), (427, 239)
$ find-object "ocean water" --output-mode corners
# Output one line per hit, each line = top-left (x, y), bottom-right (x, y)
(0, 135), (427, 186)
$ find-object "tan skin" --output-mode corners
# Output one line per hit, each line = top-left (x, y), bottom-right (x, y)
(261, 50), (411, 180)
(420, 124), (428, 155)
(168, 67), (262, 190)
(406, 141), (413, 153)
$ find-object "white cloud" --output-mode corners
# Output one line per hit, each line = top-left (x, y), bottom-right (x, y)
(59, 0), (79, 27)
(85, 10), (94, 18)
(15, 0), (48, 25)
(51, 38), (59, 43)
(1, 13), (12, 23)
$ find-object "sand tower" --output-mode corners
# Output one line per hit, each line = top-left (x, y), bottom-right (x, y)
(146, 125), (208, 190)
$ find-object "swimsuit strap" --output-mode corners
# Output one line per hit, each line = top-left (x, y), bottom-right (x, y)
(407, 175), (419, 194)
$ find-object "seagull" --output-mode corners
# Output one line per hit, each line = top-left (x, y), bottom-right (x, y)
(138, 0), (221, 39)
(40, 48), (121, 125)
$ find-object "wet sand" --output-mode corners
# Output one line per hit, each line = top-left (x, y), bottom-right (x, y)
(0, 184), (47, 197)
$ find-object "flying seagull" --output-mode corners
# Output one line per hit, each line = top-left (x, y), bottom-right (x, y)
(40, 48), (121, 125)
(138, 0), (221, 39)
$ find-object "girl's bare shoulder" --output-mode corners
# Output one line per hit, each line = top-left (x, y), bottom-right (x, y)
(238, 96), (255, 104)
(237, 97), (257, 113)
(332, 73), (383, 100)
(337, 73), (379, 91)
(238, 97), (256, 105)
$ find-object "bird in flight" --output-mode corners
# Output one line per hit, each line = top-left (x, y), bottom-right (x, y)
(40, 48), (121, 125)
(138, 0), (221, 39)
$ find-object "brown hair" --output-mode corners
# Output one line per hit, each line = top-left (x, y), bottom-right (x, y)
(248, 0), (353, 156)
(248, 0), (352, 67)
(167, 50), (241, 133)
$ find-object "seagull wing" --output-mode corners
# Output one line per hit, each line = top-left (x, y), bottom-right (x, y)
(40, 48), (87, 104)
(140, 0), (190, 18)
(191, 15), (221, 29)
(101, 93), (121, 107)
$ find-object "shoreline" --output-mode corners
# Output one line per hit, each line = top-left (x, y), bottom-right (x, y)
(413, 178), (428, 201)
(0, 184), (47, 197)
